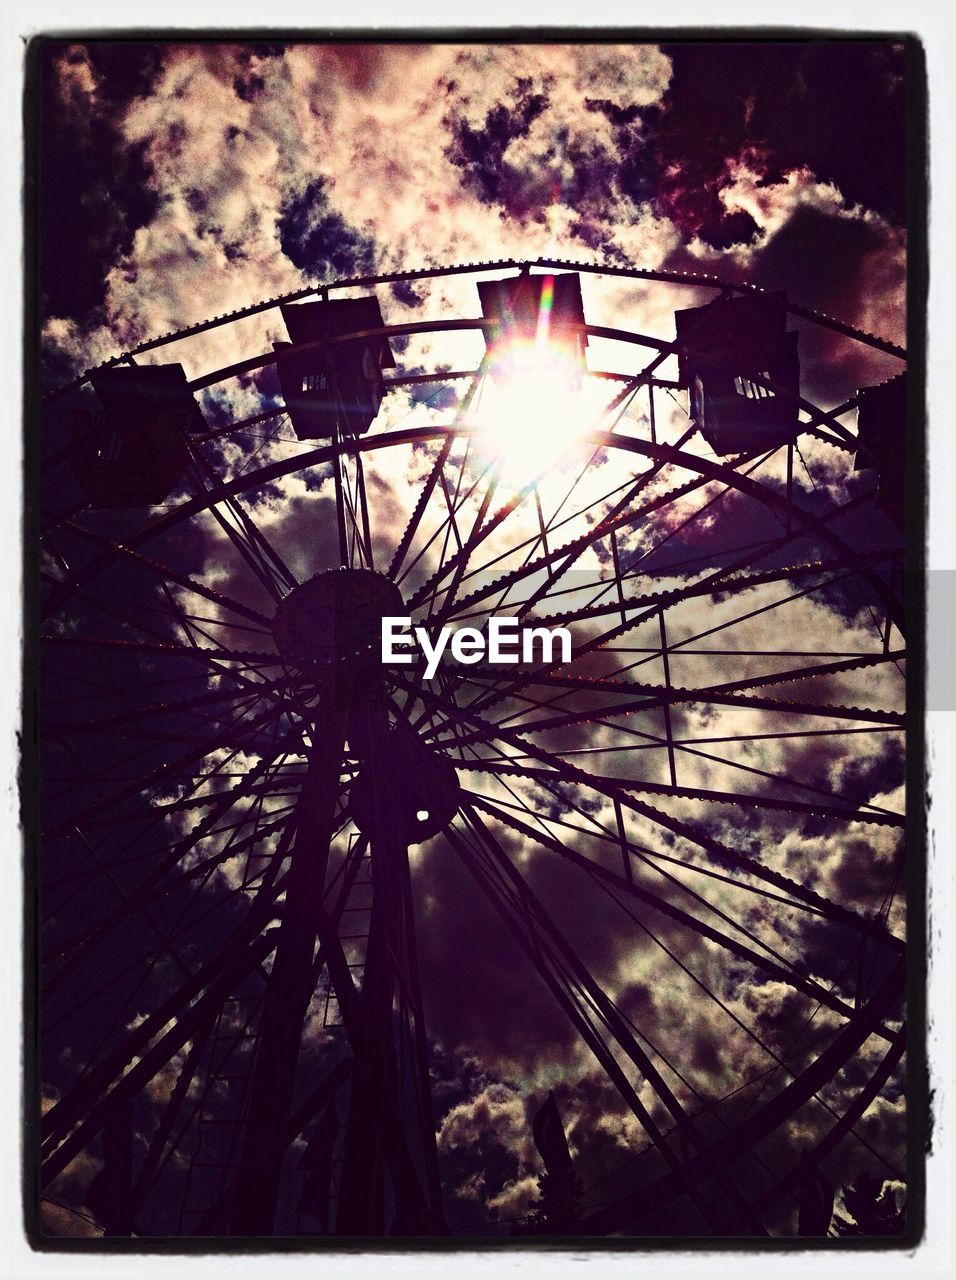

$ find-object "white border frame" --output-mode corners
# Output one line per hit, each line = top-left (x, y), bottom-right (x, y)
(3, 6), (951, 1275)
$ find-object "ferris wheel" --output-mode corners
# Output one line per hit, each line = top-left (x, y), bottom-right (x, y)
(35, 258), (909, 1240)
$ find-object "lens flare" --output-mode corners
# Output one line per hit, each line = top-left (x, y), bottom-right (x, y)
(474, 277), (601, 481)
(476, 342), (586, 477)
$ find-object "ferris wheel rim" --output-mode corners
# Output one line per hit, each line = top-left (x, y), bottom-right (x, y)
(40, 254), (907, 408)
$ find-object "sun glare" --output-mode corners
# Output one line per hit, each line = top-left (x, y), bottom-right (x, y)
(474, 339), (605, 483)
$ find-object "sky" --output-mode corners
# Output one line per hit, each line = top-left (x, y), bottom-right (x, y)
(39, 40), (908, 374)
(35, 39), (912, 1242)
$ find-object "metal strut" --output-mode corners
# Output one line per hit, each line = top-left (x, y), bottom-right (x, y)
(336, 693), (445, 1235)
(227, 692), (347, 1234)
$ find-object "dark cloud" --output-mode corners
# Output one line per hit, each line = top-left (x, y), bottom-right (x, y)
(40, 42), (164, 322)
(440, 42), (906, 268)
(276, 176), (378, 279)
(233, 72), (266, 103)
(643, 41), (908, 245)
(444, 77), (550, 214)
(748, 205), (900, 311)
(390, 278), (426, 308)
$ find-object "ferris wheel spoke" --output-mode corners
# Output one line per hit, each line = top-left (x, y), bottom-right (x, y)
(467, 788), (897, 1141)
(86, 784), (297, 832)
(452, 803), (772, 1233)
(43, 583), (269, 667)
(42, 619), (275, 725)
(126, 1020), (213, 1230)
(187, 439), (298, 596)
(47, 813), (299, 1054)
(467, 754), (903, 829)
(336, 450), (363, 568)
(571, 955), (904, 1235)
(462, 790), (884, 1016)
(38, 432), (338, 624)
(352, 453), (377, 570)
(430, 453), (655, 610)
(428, 662), (904, 820)
(42, 932), (176, 1046)
(427, 469), (712, 635)
(58, 818), (198, 989)
(42, 695), (295, 841)
(447, 649), (906, 726)
(531, 549), (902, 632)
(393, 443), (492, 590)
(456, 664), (904, 736)
(42, 677), (298, 742)
(428, 438), (485, 591)
(501, 455), (880, 675)
(351, 453), (375, 569)
(45, 782), (301, 974)
(647, 733), (903, 816)
(41, 926), (278, 1157)
(430, 451), (776, 652)
(463, 780), (835, 923)
(456, 701), (903, 820)
(43, 804), (294, 917)
(465, 384), (648, 619)
(388, 363), (490, 583)
(592, 489), (887, 671)
(458, 494), (890, 723)
(413, 450), (505, 620)
(196, 492), (287, 604)
(443, 815), (715, 1219)
(435, 457), (468, 557)
(41, 656), (267, 716)
(387, 434), (457, 580)
(52, 515), (275, 630)
(43, 838), (299, 1159)
(41, 739), (298, 900)
(41, 722), (306, 991)
(653, 575), (894, 668)
(465, 726), (903, 825)
(40, 926), (280, 1190)
(685, 648), (905, 697)
(404, 377), (638, 617)
(460, 759), (820, 927)
(501, 426), (708, 624)
(395, 672), (902, 949)
(716, 1030), (906, 1235)
(439, 725), (905, 822)
(41, 632), (279, 670)
(426, 428), (712, 629)
(619, 440), (786, 573)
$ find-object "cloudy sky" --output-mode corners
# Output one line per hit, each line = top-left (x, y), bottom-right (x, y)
(37, 39), (911, 1242)
(40, 40), (908, 372)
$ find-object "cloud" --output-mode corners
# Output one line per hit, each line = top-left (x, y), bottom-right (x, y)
(277, 176), (378, 279)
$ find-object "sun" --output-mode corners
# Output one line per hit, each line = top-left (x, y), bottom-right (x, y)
(473, 337), (602, 483)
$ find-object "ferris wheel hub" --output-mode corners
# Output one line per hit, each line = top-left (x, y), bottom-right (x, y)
(272, 568), (404, 678)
